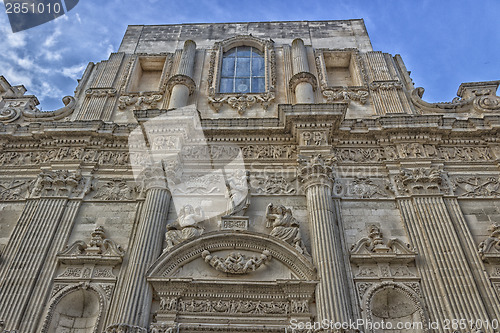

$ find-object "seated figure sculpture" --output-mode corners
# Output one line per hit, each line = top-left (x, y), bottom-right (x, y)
(164, 204), (205, 251)
(265, 203), (308, 255)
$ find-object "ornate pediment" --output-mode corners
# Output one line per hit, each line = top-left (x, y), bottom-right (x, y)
(58, 226), (125, 265)
(350, 225), (417, 264)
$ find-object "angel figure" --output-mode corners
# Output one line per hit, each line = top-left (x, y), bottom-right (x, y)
(164, 204), (205, 251)
(265, 203), (308, 255)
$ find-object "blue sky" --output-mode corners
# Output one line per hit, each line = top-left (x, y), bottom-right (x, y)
(0, 0), (498, 110)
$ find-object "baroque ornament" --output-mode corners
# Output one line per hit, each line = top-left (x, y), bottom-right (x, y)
(30, 169), (91, 198)
(201, 249), (272, 274)
(58, 226), (125, 260)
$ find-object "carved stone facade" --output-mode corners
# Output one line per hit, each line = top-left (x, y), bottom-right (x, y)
(1, 19), (499, 333)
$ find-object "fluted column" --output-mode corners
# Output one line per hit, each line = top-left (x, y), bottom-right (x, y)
(395, 167), (496, 332)
(298, 155), (352, 326)
(108, 165), (171, 330)
(0, 170), (88, 332)
(168, 40), (196, 109)
(290, 38), (315, 103)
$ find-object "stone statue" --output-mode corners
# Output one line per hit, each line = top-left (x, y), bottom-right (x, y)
(164, 204), (205, 251)
(225, 169), (250, 216)
(265, 203), (308, 255)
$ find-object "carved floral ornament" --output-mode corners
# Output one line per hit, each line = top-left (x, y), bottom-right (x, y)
(207, 35), (276, 115)
(30, 169), (92, 199)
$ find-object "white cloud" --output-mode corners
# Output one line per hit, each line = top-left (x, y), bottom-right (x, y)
(61, 63), (87, 80)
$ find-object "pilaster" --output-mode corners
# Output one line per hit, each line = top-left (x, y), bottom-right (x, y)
(0, 169), (90, 332)
(393, 166), (497, 331)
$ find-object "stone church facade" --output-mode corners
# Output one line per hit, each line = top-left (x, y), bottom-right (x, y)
(1, 19), (500, 333)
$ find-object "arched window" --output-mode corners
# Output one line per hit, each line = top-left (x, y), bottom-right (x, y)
(219, 46), (265, 94)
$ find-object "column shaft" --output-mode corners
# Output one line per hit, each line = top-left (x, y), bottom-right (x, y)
(306, 184), (352, 324)
(291, 38), (310, 74)
(168, 40), (196, 109)
(111, 188), (171, 328)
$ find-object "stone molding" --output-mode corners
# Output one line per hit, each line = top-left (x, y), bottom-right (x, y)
(166, 74), (196, 95)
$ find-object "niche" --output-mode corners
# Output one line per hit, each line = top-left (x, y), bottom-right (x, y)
(324, 51), (362, 87)
(128, 56), (166, 92)
(48, 289), (100, 333)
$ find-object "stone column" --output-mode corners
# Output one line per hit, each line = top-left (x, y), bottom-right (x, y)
(290, 38), (315, 103)
(168, 40), (197, 109)
(298, 155), (352, 326)
(394, 167), (498, 331)
(0, 170), (89, 332)
(108, 165), (171, 330)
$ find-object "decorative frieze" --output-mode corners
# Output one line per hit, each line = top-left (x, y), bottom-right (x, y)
(250, 174), (297, 195)
(479, 223), (500, 263)
(334, 177), (393, 199)
(92, 179), (136, 201)
(451, 176), (500, 198)
(208, 92), (275, 114)
(118, 93), (163, 111)
(0, 178), (35, 200)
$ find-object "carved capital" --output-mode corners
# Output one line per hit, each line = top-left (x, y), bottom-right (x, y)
(289, 72), (318, 92)
(138, 164), (168, 192)
(166, 74), (196, 95)
(393, 167), (448, 196)
(30, 169), (92, 199)
(297, 154), (335, 190)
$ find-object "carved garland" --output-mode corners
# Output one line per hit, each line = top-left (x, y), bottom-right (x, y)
(202, 249), (272, 274)
(207, 35), (277, 114)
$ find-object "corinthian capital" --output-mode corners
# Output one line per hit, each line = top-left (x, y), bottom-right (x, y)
(138, 163), (168, 193)
(297, 154), (335, 190)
